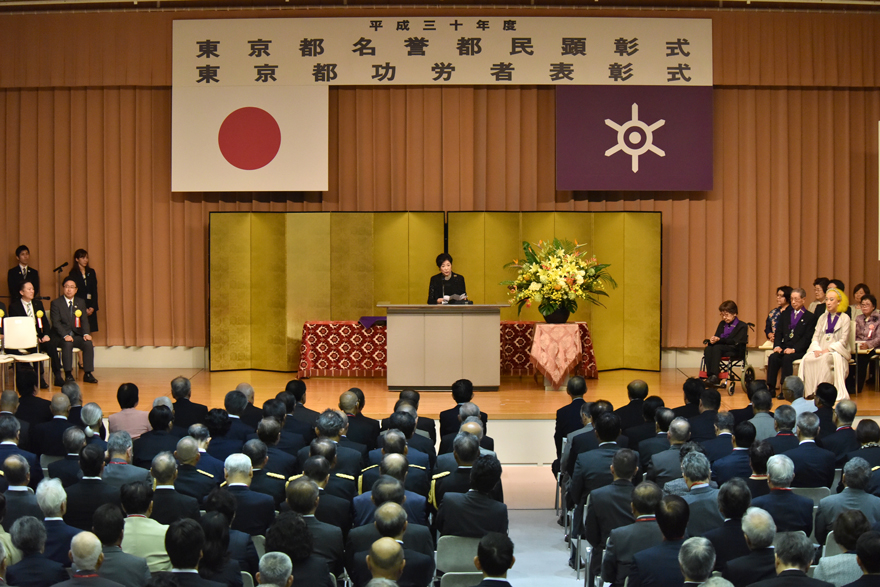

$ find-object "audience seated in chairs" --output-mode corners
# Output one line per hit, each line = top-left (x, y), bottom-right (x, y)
(702, 477), (751, 571)
(107, 383), (151, 440)
(436, 454), (508, 538)
(92, 503), (152, 587)
(628, 494), (690, 587)
(265, 511), (334, 587)
(681, 451), (724, 537)
(602, 481), (664, 587)
(173, 435), (220, 504)
(6, 516), (68, 587)
(474, 532), (516, 587)
(814, 457), (880, 546)
(678, 537), (716, 587)
(188, 422), (227, 479)
(814, 510), (871, 587)
(749, 531), (833, 587)
(722, 507), (778, 587)
(751, 455), (814, 535)
(784, 411), (836, 488)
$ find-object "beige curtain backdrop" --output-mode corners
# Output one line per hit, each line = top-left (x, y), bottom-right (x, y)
(0, 9), (878, 350)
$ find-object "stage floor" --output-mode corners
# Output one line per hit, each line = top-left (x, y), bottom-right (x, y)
(46, 366), (880, 419)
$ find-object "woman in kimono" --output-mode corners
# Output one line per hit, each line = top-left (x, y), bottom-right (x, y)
(800, 287), (851, 401)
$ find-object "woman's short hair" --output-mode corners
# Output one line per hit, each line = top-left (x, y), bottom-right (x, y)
(776, 286), (792, 304)
(435, 253), (453, 268)
(718, 300), (738, 315)
(833, 509), (871, 551)
(117, 383), (139, 409)
(853, 283), (871, 297)
(814, 277), (830, 290)
(862, 294), (877, 309)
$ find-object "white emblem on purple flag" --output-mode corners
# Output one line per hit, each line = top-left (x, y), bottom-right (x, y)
(604, 103), (665, 173)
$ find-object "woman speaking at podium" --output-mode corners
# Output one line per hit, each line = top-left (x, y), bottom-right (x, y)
(428, 253), (467, 304)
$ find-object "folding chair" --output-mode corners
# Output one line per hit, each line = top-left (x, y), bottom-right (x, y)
(252, 535), (266, 558)
(572, 495), (593, 580)
(823, 531), (844, 558)
(3, 316), (51, 379)
(436, 536), (482, 574)
(439, 572), (483, 587)
(241, 572), (254, 587)
(699, 322), (756, 396)
(791, 486), (830, 506)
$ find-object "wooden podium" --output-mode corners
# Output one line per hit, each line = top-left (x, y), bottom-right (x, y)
(379, 304), (507, 391)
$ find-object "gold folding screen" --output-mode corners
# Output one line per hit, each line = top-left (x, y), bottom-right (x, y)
(209, 212), (445, 371)
(210, 211), (659, 372)
(449, 212), (661, 371)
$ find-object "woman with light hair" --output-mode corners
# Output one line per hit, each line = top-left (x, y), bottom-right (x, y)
(81, 402), (107, 450)
(799, 287), (851, 401)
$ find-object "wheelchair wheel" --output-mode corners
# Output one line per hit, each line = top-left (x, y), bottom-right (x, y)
(728, 381), (736, 396)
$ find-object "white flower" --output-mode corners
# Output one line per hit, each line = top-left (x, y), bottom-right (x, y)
(534, 293), (543, 303)
(528, 282), (541, 291)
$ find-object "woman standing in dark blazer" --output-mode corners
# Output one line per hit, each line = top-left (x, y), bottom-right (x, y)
(427, 253), (467, 304)
(67, 249), (99, 332)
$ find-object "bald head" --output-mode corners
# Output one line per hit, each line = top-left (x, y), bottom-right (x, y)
(339, 391), (359, 414)
(151, 452), (178, 485)
(235, 383), (255, 403)
(51, 393), (71, 416)
(374, 502), (407, 539)
(0, 390), (19, 412)
(460, 420), (484, 440)
(70, 532), (103, 571)
(175, 437), (200, 465)
(379, 453), (409, 483)
(367, 537), (405, 580)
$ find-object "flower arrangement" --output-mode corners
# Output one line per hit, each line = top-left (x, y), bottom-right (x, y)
(501, 238), (616, 317)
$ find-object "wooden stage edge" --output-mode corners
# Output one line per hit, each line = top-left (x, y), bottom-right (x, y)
(38, 367), (880, 419)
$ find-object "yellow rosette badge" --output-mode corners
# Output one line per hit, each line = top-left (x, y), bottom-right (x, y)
(74, 309), (82, 328)
(36, 309), (44, 329)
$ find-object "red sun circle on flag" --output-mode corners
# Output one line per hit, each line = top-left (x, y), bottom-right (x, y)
(218, 107), (282, 170)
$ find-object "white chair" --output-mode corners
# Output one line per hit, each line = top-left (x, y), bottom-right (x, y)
(823, 530), (844, 558)
(0, 354), (15, 393)
(440, 572), (483, 587)
(832, 468), (843, 491)
(436, 536), (481, 574)
(2, 317), (51, 376)
(240, 571), (254, 587)
(791, 486), (830, 506)
(252, 535), (266, 559)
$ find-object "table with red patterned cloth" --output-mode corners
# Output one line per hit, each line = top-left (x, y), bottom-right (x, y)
(298, 321), (388, 378)
(298, 320), (598, 379)
(500, 321), (598, 379)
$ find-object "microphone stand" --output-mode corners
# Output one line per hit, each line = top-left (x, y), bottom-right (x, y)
(54, 262), (68, 300)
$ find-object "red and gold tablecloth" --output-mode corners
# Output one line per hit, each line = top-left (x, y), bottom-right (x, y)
(529, 323), (583, 389)
(298, 320), (598, 379)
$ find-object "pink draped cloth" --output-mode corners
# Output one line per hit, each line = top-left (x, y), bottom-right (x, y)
(530, 323), (582, 389)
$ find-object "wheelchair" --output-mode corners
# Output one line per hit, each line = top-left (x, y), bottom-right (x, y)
(698, 321), (755, 396)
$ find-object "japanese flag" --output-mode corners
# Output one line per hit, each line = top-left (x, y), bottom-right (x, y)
(172, 85), (328, 192)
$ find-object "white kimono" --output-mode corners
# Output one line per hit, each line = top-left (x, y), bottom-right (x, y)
(799, 311), (851, 401)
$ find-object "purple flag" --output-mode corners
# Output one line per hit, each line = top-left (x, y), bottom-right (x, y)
(556, 85), (713, 191)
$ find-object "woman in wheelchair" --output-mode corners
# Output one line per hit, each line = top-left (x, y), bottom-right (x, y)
(799, 287), (851, 401)
(704, 300), (749, 387)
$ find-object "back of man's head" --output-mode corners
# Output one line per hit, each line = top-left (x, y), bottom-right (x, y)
(594, 412), (621, 443)
(752, 390), (773, 413)
(678, 537), (716, 582)
(371, 476), (405, 507)
(243, 439), (269, 469)
(766, 455), (795, 488)
(148, 405), (173, 431)
(235, 383), (255, 403)
(224, 391), (248, 416)
(62, 426), (87, 455)
(70, 531), (103, 571)
(774, 405), (796, 431)
(715, 411), (735, 433)
(36, 478), (66, 518)
(470, 454), (502, 494)
(285, 380), (307, 402)
(477, 532), (515, 577)
(120, 481), (153, 515)
(61, 382), (82, 406)
(857, 419), (880, 445)
(815, 383), (837, 408)
(261, 399), (286, 423)
(166, 518), (205, 569)
(398, 389), (420, 408)
(748, 440), (774, 475)
(4, 454), (28, 485)
(642, 397), (665, 423)
(451, 379), (474, 403)
(11, 516), (47, 555)
(0, 390), (18, 413)
(782, 376), (805, 400)
(733, 421), (757, 448)
(302, 456), (331, 484)
(656, 495), (689, 541)
(835, 400), (857, 425)
(92, 504), (125, 546)
(453, 432), (480, 464)
(315, 409), (345, 438)
(681, 451), (710, 483)
(224, 453), (252, 482)
(170, 376), (192, 401)
(589, 400), (614, 421)
(627, 380), (649, 401)
(655, 408), (676, 433)
(309, 438), (337, 462)
(844, 457), (872, 491)
(367, 537), (404, 580)
(683, 378), (705, 405)
(856, 531), (880, 574)
(717, 477), (751, 519)
(188, 423), (211, 443)
(374, 502), (407, 538)
(774, 531), (815, 571)
(379, 453), (409, 483)
(388, 411), (416, 439)
(258, 552), (293, 587)
(339, 391), (359, 414)
(746, 381), (769, 402)
(612, 449), (639, 481)
(668, 417), (691, 444)
(80, 443), (105, 477)
(383, 430), (407, 455)
(150, 452), (177, 485)
(567, 376), (587, 398)
(50, 393), (70, 416)
(796, 412), (820, 439)
(699, 389), (721, 412)
(742, 507), (776, 549)
(632, 481), (663, 517)
(285, 478), (319, 515)
(175, 436), (200, 464)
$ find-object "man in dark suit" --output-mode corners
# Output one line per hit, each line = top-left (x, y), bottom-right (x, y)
(555, 375), (588, 459)
(6, 515), (69, 587)
(32, 392), (73, 457)
(672, 378), (704, 420)
(170, 376), (208, 431)
(681, 451), (724, 536)
(646, 417), (690, 486)
(814, 457), (880, 545)
(285, 477), (344, 578)
(132, 405), (178, 468)
(436, 454), (508, 538)
(628, 494), (690, 587)
(602, 481), (665, 587)
(569, 412), (622, 536)
(50, 277), (97, 383)
(203, 410), (245, 463)
(291, 456), (352, 539)
(234, 382), (264, 430)
(614, 380), (649, 433)
(8, 280), (61, 387)
(301, 439), (358, 502)
(0, 390), (32, 452)
(102, 431), (151, 489)
(224, 390), (256, 441)
(53, 531), (121, 586)
(64, 443), (121, 530)
(747, 440), (774, 499)
(174, 436), (220, 504)
(275, 391), (316, 444)
(7, 245), (39, 299)
(767, 405), (800, 455)
(14, 370), (53, 427)
(339, 389), (380, 451)
(678, 537), (717, 587)
(285, 379), (319, 428)
(766, 288), (816, 393)
(712, 421), (756, 484)
(821, 399), (859, 464)
(254, 418), (300, 479)
(344, 506), (434, 566)
(0, 413), (43, 490)
(813, 383), (837, 440)
(689, 388), (721, 443)
(723, 507), (779, 587)
(48, 426), (86, 487)
(625, 396), (667, 454)
(730, 382), (767, 427)
(846, 531), (880, 587)
(784, 411), (836, 488)
(354, 461), (427, 527)
(361, 430), (429, 497)
(161, 519), (225, 587)
(701, 411), (735, 463)
(380, 390), (437, 444)
(347, 500), (435, 587)
(3, 454), (44, 531)
(467, 532), (514, 587)
(376, 407), (435, 469)
(703, 477), (751, 571)
(92, 503), (153, 587)
(585, 448), (638, 580)
(243, 439), (288, 507)
(439, 379), (489, 438)
(296, 411), (364, 477)
(223, 452), (276, 536)
(752, 454), (814, 535)
(566, 401), (630, 478)
(750, 531), (833, 587)
(149, 451), (201, 524)
(254, 399), (306, 456)
(638, 407), (676, 472)
(430, 432), (496, 510)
